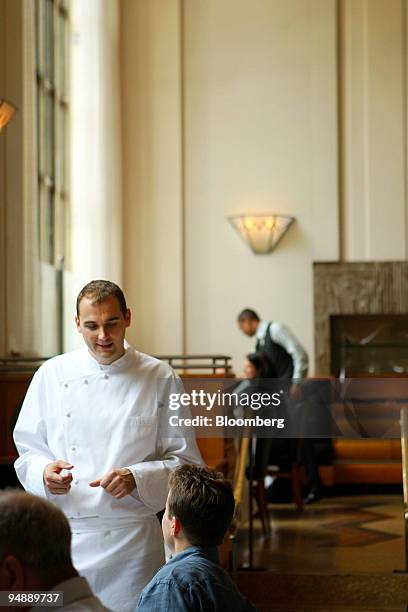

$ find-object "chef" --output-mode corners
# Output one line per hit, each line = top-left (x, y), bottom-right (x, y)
(13, 280), (203, 612)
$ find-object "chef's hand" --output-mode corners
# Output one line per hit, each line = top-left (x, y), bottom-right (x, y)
(89, 468), (136, 499)
(43, 460), (74, 495)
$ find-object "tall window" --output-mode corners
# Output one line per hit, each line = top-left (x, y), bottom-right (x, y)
(35, 0), (70, 268)
(35, 0), (70, 353)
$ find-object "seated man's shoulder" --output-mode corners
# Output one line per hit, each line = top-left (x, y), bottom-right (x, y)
(145, 550), (216, 589)
(142, 552), (255, 611)
(156, 550), (235, 592)
(139, 550), (256, 611)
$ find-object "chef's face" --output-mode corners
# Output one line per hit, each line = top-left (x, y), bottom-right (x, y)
(162, 496), (175, 553)
(75, 295), (131, 365)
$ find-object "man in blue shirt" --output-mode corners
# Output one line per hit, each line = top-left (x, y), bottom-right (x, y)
(135, 465), (256, 611)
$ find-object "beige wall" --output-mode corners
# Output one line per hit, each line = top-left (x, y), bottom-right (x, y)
(0, 0), (124, 356)
(183, 0), (338, 373)
(121, 0), (339, 372)
(2, 0), (408, 365)
(66, 0), (123, 352)
(0, 0), (40, 356)
(339, 0), (408, 261)
(120, 0), (185, 355)
(121, 0), (408, 373)
(0, 0), (7, 355)
(0, 0), (25, 356)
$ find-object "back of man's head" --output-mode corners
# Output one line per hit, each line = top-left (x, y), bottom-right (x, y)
(167, 465), (235, 547)
(0, 490), (74, 588)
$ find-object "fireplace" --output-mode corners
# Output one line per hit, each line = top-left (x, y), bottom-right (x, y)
(313, 262), (406, 484)
(314, 262), (408, 375)
(331, 314), (408, 377)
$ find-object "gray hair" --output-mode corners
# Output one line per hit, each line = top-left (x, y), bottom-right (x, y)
(0, 490), (72, 571)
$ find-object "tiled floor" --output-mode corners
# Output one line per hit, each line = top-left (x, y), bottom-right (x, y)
(237, 494), (406, 574)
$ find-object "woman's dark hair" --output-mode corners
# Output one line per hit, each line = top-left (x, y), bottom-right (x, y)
(246, 351), (274, 378)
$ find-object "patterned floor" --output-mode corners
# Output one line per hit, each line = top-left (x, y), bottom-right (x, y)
(238, 494), (406, 573)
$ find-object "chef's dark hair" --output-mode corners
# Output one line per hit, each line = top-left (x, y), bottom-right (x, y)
(76, 280), (127, 317)
(167, 465), (235, 547)
(237, 308), (260, 322)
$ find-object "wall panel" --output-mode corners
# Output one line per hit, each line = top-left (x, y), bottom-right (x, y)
(121, 0), (184, 354)
(340, 0), (406, 260)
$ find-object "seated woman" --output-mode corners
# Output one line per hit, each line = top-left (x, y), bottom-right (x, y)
(240, 352), (324, 504)
(234, 352), (289, 480)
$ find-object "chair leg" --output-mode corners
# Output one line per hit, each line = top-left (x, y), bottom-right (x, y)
(254, 479), (271, 537)
(291, 465), (304, 513)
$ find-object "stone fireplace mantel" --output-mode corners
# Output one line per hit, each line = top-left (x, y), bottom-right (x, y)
(314, 262), (408, 375)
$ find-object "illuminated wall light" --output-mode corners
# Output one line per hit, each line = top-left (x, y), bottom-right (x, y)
(228, 213), (295, 254)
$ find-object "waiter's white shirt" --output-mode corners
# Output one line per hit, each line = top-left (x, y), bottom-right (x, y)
(14, 346), (203, 611)
(256, 320), (309, 380)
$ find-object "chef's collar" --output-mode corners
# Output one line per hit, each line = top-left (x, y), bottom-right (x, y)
(85, 342), (134, 371)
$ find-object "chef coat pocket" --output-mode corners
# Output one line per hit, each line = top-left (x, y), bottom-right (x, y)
(127, 416), (156, 438)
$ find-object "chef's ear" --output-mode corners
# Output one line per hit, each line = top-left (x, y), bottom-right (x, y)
(125, 309), (131, 328)
(75, 315), (81, 332)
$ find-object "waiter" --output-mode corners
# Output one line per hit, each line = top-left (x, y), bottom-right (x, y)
(237, 308), (323, 503)
(14, 280), (202, 611)
(237, 308), (308, 396)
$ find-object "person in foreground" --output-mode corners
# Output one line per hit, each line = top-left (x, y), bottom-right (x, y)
(13, 280), (203, 611)
(0, 490), (108, 611)
(136, 465), (256, 612)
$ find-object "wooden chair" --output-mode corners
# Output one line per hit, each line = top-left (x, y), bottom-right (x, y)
(254, 464), (304, 538)
(250, 378), (335, 537)
(253, 439), (304, 538)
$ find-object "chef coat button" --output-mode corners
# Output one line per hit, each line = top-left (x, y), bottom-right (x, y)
(84, 379), (88, 384)
(74, 479), (79, 485)
(66, 413), (71, 418)
(104, 374), (109, 380)
(64, 383), (68, 388)
(71, 446), (76, 452)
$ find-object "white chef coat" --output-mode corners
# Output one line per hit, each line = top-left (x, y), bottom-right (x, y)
(14, 346), (203, 611)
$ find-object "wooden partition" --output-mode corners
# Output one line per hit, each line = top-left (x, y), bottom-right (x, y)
(0, 371), (33, 464)
(1, 361), (402, 486)
(179, 371), (235, 477)
(0, 359), (236, 472)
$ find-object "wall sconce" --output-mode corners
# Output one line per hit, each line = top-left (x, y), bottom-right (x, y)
(228, 213), (295, 254)
(0, 98), (17, 131)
